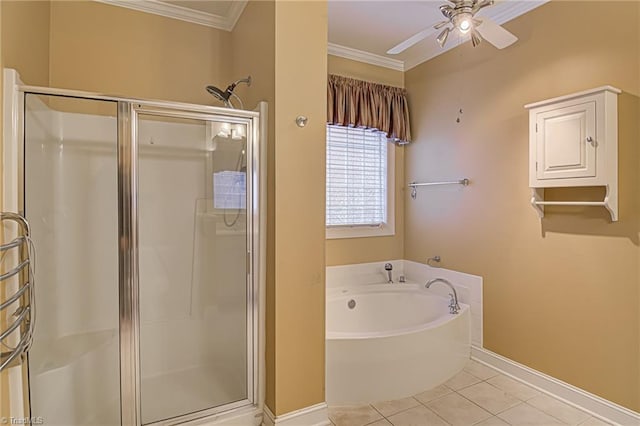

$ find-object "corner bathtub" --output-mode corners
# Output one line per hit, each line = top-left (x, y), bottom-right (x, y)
(326, 284), (470, 404)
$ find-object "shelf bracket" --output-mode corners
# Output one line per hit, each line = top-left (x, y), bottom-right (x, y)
(530, 188), (545, 219)
(604, 184), (618, 222)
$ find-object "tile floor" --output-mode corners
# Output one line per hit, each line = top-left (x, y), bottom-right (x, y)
(328, 360), (611, 426)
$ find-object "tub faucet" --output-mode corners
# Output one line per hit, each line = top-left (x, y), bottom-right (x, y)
(384, 263), (393, 283)
(425, 278), (460, 314)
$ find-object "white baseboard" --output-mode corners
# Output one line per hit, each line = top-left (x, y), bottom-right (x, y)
(471, 346), (640, 426)
(263, 402), (330, 426)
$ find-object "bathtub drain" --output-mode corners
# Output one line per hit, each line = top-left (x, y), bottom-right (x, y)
(347, 299), (356, 309)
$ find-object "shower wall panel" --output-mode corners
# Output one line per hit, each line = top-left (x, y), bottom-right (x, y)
(25, 95), (121, 426)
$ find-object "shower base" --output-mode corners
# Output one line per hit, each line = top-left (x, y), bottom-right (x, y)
(141, 362), (247, 424)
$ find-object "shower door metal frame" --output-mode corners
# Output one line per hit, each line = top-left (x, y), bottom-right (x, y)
(128, 103), (260, 426)
(6, 73), (263, 426)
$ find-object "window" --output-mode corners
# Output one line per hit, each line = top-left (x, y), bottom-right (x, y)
(326, 125), (395, 239)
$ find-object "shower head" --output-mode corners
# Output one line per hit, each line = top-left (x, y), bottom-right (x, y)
(206, 76), (252, 109)
(206, 85), (231, 105)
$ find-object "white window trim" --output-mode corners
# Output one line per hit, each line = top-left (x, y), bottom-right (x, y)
(326, 142), (395, 240)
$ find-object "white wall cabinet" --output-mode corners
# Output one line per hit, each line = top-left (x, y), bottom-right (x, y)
(535, 101), (596, 180)
(525, 86), (621, 221)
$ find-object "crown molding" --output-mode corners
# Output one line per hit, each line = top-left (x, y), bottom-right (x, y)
(328, 43), (405, 72)
(489, 0), (549, 26)
(94, 0), (248, 31)
(226, 0), (248, 30)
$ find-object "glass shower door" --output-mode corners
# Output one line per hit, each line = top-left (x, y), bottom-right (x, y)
(136, 112), (251, 424)
(24, 94), (121, 425)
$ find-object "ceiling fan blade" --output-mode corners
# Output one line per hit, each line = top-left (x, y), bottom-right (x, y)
(386, 27), (436, 54)
(476, 18), (517, 49)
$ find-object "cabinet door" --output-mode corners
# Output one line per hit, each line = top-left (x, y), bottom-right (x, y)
(536, 101), (596, 180)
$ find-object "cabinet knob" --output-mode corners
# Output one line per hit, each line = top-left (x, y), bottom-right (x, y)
(586, 136), (594, 144)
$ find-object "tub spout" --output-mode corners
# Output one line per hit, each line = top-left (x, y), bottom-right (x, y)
(425, 278), (460, 314)
(384, 263), (393, 283)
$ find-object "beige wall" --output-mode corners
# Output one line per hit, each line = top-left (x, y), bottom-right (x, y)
(0, 1), (50, 418)
(271, 1), (327, 415)
(0, 1), (5, 417)
(1, 1), (50, 87)
(405, 1), (640, 410)
(229, 0), (278, 412)
(231, 1), (275, 112)
(328, 55), (403, 88)
(1, 0), (327, 417)
(48, 1), (230, 105)
(223, 1), (330, 415)
(326, 55), (406, 266)
(3, 0), (232, 104)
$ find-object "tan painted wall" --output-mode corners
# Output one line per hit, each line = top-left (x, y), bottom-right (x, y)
(1, 0), (326, 417)
(0, 1), (50, 417)
(1, 1), (50, 87)
(328, 55), (403, 88)
(48, 1), (230, 104)
(405, 1), (640, 410)
(271, 1), (327, 415)
(326, 55), (406, 266)
(229, 0), (278, 412)
(0, 2), (5, 417)
(231, 1), (275, 113)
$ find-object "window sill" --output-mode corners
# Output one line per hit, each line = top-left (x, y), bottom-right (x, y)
(326, 223), (395, 240)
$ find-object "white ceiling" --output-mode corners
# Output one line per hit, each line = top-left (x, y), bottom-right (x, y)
(98, 0), (548, 71)
(328, 0), (549, 71)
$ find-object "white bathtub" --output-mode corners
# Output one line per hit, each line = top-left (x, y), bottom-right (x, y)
(326, 284), (470, 404)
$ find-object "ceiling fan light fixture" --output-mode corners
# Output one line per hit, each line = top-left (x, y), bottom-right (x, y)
(459, 19), (471, 33)
(453, 12), (473, 34)
(439, 4), (454, 19)
(436, 27), (451, 48)
(434, 20), (449, 30)
(471, 28), (483, 47)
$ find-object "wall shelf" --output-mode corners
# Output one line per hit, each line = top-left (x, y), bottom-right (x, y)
(530, 186), (617, 221)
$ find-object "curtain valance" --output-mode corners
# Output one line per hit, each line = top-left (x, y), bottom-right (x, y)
(327, 74), (411, 143)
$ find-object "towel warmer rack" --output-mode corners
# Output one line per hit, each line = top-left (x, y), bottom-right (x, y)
(0, 212), (35, 372)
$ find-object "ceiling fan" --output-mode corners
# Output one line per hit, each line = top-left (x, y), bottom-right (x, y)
(386, 0), (518, 54)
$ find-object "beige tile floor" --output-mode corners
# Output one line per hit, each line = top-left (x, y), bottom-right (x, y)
(328, 360), (612, 426)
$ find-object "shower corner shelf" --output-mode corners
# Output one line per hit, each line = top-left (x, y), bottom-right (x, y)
(525, 86), (620, 222)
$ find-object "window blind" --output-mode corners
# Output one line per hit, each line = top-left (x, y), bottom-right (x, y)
(326, 125), (387, 227)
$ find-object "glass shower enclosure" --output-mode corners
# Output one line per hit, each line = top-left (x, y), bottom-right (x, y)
(4, 69), (263, 426)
